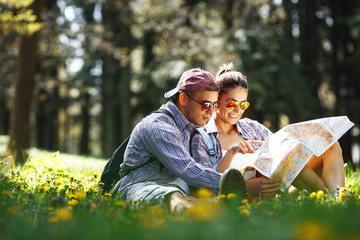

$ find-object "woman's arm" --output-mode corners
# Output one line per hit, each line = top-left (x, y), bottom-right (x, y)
(217, 141), (255, 173)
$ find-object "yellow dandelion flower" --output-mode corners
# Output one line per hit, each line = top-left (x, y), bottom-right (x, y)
(48, 216), (58, 223)
(316, 190), (324, 200)
(354, 193), (360, 200)
(104, 193), (112, 197)
(239, 209), (250, 216)
(48, 206), (55, 211)
(101, 195), (111, 201)
(115, 201), (127, 207)
(75, 191), (86, 200)
(140, 212), (166, 230)
(339, 187), (348, 194)
(241, 199), (249, 204)
(310, 192), (317, 199)
(293, 222), (329, 240)
(217, 194), (226, 200)
(91, 203), (97, 208)
(238, 205), (245, 210)
(195, 188), (213, 198)
(46, 179), (51, 183)
(49, 207), (74, 223)
(68, 186), (76, 191)
(132, 199), (139, 203)
(98, 182), (105, 186)
(69, 194), (76, 199)
(55, 181), (62, 185)
(68, 199), (78, 206)
(151, 206), (165, 216)
(70, 176), (75, 181)
(6, 205), (20, 216)
(2, 190), (12, 198)
(227, 193), (236, 199)
(186, 204), (216, 221)
(339, 192), (347, 202)
(39, 185), (47, 191)
(93, 173), (99, 178)
(268, 211), (277, 216)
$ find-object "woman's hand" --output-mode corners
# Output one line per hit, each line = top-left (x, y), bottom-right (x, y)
(229, 141), (255, 155)
(245, 176), (282, 197)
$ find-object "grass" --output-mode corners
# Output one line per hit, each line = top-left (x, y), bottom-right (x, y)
(1, 137), (360, 239)
(0, 135), (107, 174)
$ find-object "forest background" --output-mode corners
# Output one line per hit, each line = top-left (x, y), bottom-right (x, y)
(0, 0), (359, 166)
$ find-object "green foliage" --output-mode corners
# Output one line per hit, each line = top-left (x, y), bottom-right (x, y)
(0, 0), (44, 35)
(1, 151), (360, 239)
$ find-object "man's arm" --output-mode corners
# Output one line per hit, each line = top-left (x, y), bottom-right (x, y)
(144, 116), (221, 189)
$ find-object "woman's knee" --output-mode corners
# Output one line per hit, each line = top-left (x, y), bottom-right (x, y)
(332, 141), (342, 154)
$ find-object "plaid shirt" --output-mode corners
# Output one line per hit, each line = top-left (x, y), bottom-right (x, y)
(115, 100), (222, 200)
(191, 117), (273, 170)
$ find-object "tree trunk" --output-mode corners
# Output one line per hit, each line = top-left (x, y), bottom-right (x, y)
(80, 91), (90, 155)
(0, 98), (10, 135)
(7, 0), (44, 164)
(101, 0), (132, 157)
(298, 1), (322, 119)
(330, 0), (360, 163)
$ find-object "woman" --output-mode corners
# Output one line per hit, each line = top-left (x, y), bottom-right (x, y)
(191, 63), (345, 198)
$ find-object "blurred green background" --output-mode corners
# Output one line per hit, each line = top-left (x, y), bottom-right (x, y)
(0, 0), (359, 165)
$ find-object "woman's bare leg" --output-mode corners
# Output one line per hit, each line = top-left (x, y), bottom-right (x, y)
(290, 141), (345, 195)
(307, 141), (345, 193)
(292, 165), (325, 192)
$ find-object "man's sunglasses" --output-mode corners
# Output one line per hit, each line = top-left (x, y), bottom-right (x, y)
(184, 92), (220, 111)
(226, 100), (250, 111)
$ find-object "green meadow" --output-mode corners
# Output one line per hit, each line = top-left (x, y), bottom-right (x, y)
(1, 144), (360, 240)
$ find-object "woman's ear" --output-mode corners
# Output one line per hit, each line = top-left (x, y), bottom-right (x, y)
(179, 92), (187, 106)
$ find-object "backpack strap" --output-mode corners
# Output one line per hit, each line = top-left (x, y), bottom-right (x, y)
(195, 127), (217, 168)
(120, 108), (175, 178)
(153, 108), (174, 120)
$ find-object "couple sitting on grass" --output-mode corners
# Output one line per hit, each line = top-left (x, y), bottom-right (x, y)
(112, 64), (345, 212)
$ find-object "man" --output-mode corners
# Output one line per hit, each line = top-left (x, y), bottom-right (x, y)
(112, 68), (246, 212)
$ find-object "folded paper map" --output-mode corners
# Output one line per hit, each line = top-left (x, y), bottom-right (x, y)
(229, 116), (354, 192)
